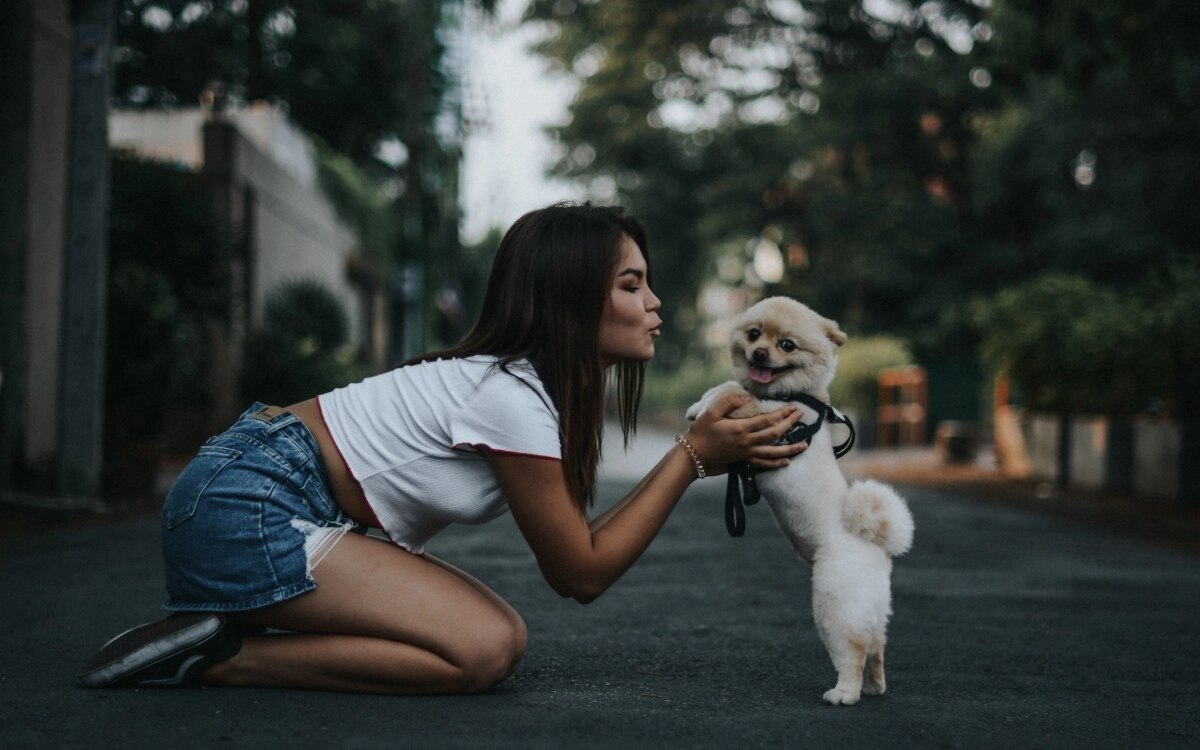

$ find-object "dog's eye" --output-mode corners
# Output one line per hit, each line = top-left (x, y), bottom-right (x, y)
(780, 339), (796, 353)
(747, 328), (761, 342)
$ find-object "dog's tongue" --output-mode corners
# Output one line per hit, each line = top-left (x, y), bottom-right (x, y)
(749, 365), (773, 384)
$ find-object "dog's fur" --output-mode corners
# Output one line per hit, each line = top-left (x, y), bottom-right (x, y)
(686, 296), (914, 706)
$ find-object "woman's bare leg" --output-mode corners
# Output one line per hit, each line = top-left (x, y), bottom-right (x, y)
(204, 533), (525, 694)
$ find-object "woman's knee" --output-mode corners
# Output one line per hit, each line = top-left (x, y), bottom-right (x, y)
(457, 613), (526, 692)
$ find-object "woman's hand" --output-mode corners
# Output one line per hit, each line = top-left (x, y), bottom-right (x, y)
(684, 392), (807, 474)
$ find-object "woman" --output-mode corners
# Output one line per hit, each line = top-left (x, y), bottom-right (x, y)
(79, 203), (806, 694)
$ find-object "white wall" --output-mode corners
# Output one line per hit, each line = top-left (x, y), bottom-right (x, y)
(110, 106), (367, 351)
(224, 124), (362, 344)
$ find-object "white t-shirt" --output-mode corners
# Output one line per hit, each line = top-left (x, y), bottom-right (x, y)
(317, 356), (561, 553)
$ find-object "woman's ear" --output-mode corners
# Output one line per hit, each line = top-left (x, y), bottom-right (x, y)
(823, 318), (848, 347)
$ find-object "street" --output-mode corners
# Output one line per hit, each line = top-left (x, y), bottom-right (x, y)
(1, 433), (1197, 748)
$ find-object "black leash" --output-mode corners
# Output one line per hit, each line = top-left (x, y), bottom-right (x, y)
(723, 392), (856, 537)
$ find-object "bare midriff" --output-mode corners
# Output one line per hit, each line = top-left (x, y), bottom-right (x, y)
(285, 398), (379, 529)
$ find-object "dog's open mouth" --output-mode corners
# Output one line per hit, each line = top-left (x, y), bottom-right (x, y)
(748, 363), (793, 384)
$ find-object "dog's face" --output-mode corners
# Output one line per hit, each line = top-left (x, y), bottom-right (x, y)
(729, 296), (847, 398)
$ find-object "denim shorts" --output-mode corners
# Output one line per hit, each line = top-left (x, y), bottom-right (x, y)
(161, 403), (360, 612)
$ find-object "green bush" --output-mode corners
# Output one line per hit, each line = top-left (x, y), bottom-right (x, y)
(974, 274), (1149, 415)
(1150, 263), (1200, 417)
(829, 336), (915, 416)
(241, 278), (371, 405)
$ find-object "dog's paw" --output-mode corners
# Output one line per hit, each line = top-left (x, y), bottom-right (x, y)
(685, 381), (751, 422)
(822, 687), (861, 706)
(861, 680), (886, 697)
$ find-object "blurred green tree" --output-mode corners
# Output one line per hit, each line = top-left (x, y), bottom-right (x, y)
(975, 0), (1200, 288)
(528, 0), (1200, 431)
(526, 0), (990, 366)
(106, 153), (230, 439)
(112, 0), (491, 168)
(112, 1), (500, 359)
(974, 274), (1147, 415)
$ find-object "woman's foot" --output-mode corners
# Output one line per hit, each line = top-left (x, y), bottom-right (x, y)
(77, 612), (241, 688)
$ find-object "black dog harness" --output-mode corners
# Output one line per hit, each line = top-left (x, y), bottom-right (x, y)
(724, 392), (856, 537)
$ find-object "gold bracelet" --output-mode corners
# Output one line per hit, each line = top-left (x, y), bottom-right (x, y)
(674, 434), (706, 479)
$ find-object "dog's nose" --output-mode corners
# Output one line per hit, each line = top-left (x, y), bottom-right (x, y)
(752, 347), (769, 363)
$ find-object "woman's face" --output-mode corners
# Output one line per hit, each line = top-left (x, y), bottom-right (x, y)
(599, 235), (662, 367)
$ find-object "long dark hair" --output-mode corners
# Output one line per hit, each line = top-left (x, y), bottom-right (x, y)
(411, 202), (650, 509)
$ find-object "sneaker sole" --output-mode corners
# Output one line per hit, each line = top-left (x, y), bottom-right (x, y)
(77, 614), (227, 688)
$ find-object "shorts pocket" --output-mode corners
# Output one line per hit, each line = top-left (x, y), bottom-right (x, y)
(163, 445), (243, 529)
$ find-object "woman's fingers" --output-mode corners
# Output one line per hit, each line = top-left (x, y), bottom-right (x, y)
(744, 406), (808, 468)
(714, 391), (754, 417)
(743, 405), (803, 441)
(746, 441), (807, 467)
(689, 396), (810, 468)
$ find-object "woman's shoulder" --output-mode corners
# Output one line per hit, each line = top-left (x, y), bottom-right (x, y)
(459, 358), (555, 415)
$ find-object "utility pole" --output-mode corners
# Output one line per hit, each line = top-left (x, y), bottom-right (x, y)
(0, 1), (33, 489)
(57, 0), (115, 498)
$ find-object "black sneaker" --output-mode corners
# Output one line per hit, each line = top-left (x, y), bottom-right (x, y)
(77, 612), (241, 688)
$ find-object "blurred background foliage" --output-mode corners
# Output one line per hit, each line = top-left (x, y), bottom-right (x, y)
(107, 152), (230, 441)
(526, 0), (1200, 421)
(112, 0), (499, 359)
(108, 0), (1200, 428)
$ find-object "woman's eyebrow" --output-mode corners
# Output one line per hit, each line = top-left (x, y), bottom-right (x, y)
(616, 268), (645, 279)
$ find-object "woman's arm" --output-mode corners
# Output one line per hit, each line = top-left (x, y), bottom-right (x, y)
(487, 392), (806, 604)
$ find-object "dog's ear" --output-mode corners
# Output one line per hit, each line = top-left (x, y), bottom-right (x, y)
(823, 318), (848, 347)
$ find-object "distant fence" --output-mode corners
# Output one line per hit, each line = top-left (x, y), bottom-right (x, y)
(995, 407), (1197, 501)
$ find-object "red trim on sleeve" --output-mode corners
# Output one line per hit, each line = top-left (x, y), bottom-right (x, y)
(452, 442), (562, 461)
(317, 394), (384, 530)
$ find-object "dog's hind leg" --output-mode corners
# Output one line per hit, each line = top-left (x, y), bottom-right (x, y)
(862, 635), (886, 696)
(820, 633), (867, 706)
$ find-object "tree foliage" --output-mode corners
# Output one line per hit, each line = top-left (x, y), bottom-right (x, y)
(112, 1), (502, 360)
(974, 275), (1145, 415)
(106, 153), (231, 439)
(527, 0), (1200, 420)
(526, 0), (990, 364)
(113, 0), (459, 169)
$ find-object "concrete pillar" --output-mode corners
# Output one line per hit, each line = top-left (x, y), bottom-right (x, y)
(56, 0), (115, 497)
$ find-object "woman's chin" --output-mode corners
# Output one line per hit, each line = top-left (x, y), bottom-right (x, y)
(605, 349), (655, 367)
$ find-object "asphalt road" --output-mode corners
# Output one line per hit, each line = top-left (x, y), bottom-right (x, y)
(2, 466), (1198, 748)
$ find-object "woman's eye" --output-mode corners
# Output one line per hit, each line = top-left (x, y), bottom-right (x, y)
(747, 328), (760, 342)
(624, 285), (640, 292)
(780, 340), (796, 353)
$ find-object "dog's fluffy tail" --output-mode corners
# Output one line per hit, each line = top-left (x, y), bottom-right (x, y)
(841, 479), (914, 557)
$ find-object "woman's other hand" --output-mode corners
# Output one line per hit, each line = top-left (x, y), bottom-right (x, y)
(684, 392), (807, 474)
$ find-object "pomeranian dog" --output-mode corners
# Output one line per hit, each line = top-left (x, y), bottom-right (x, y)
(686, 296), (914, 706)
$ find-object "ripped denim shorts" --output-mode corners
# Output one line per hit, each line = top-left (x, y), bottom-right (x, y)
(161, 403), (361, 612)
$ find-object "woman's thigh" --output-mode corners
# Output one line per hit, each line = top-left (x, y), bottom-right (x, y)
(422, 554), (526, 642)
(232, 533), (523, 669)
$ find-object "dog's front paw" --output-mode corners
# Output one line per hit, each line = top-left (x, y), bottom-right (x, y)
(685, 381), (751, 421)
(822, 687), (861, 706)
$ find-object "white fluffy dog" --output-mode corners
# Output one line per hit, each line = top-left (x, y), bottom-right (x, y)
(687, 296), (914, 706)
